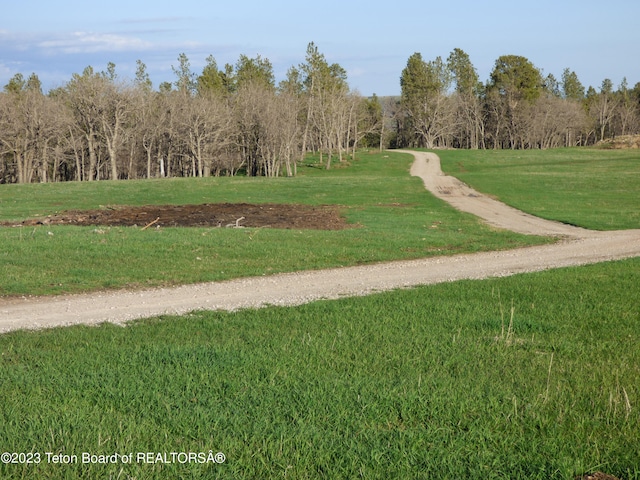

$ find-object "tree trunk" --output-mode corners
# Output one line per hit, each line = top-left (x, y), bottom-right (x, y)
(86, 130), (97, 181)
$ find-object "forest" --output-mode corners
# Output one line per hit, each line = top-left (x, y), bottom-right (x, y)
(1, 43), (639, 183)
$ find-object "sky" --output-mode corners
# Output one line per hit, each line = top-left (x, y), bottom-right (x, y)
(2, 0), (639, 96)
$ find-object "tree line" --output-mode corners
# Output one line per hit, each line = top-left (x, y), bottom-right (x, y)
(397, 49), (640, 150)
(0, 43), (383, 183)
(1, 45), (638, 184)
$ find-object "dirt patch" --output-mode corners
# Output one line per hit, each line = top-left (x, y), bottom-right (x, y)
(575, 473), (620, 480)
(2, 203), (352, 230)
(596, 134), (640, 149)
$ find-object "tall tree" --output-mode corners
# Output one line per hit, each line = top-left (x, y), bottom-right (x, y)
(176, 92), (232, 177)
(0, 73), (63, 183)
(615, 78), (638, 136)
(447, 48), (478, 96)
(135, 59), (153, 92)
(544, 73), (561, 97)
(278, 67), (306, 175)
(359, 94), (384, 149)
(487, 55), (542, 148)
(63, 67), (103, 180)
(197, 55), (225, 96)
(233, 55), (277, 176)
(172, 53), (197, 95)
(235, 54), (275, 91)
(400, 53), (453, 148)
(447, 48), (482, 148)
(489, 55), (542, 108)
(589, 78), (618, 141)
(298, 42), (349, 168)
(561, 68), (585, 101)
(98, 65), (132, 180)
(63, 65), (133, 180)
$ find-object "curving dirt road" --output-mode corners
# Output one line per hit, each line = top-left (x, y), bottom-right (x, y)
(1, 151), (639, 333)
(404, 151), (597, 237)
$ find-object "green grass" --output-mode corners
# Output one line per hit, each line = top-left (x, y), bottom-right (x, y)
(0, 151), (548, 297)
(1, 258), (638, 479)
(2, 148), (638, 478)
(436, 148), (640, 230)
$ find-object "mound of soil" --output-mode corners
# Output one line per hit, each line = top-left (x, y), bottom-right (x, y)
(596, 134), (640, 149)
(3, 203), (352, 230)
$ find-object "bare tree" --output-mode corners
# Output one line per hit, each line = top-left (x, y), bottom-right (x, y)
(614, 78), (639, 136)
(298, 43), (350, 168)
(63, 67), (110, 181)
(278, 71), (305, 176)
(588, 79), (619, 142)
(232, 56), (279, 176)
(0, 74), (67, 183)
(175, 91), (232, 177)
(448, 48), (483, 149)
(100, 80), (132, 180)
(272, 89), (302, 177)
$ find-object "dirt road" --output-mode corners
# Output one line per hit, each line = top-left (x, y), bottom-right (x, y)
(404, 151), (597, 237)
(2, 151), (639, 333)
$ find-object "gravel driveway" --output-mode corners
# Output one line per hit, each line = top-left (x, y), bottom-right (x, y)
(2, 151), (639, 333)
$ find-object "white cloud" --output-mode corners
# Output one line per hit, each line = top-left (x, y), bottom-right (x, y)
(38, 32), (152, 54)
(0, 29), (31, 51)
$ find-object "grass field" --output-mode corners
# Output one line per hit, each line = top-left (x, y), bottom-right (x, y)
(1, 258), (638, 479)
(437, 148), (640, 231)
(1, 148), (639, 479)
(0, 151), (547, 297)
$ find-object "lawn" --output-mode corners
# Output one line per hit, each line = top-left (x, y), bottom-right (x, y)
(1, 258), (638, 479)
(0, 151), (548, 297)
(1, 148), (638, 479)
(437, 148), (640, 231)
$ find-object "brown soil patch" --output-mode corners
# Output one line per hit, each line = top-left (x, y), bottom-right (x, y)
(575, 473), (620, 480)
(2, 203), (351, 230)
(596, 134), (640, 149)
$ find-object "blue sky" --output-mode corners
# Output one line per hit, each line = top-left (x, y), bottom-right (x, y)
(2, 0), (639, 95)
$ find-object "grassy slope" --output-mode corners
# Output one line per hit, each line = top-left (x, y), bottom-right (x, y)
(1, 258), (638, 479)
(0, 151), (547, 297)
(437, 148), (640, 231)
